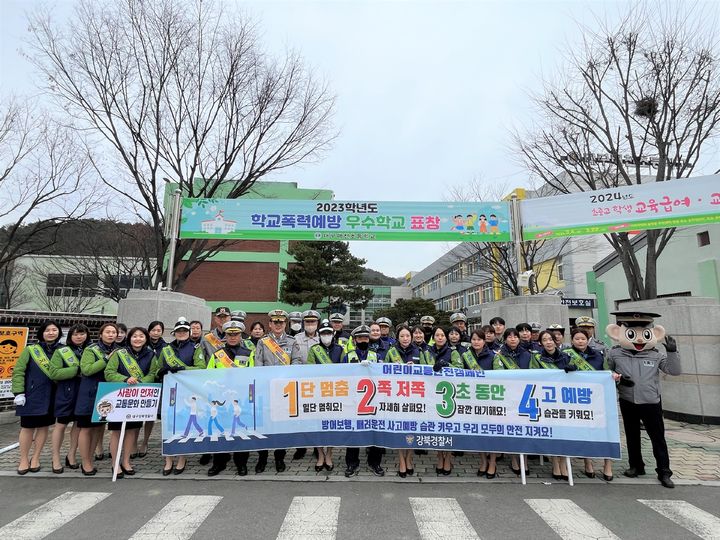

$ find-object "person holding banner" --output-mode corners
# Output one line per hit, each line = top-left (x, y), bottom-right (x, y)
(104, 327), (160, 479)
(307, 320), (344, 364)
(136, 321), (166, 458)
(447, 327), (468, 355)
(12, 321), (63, 475)
(254, 309), (296, 473)
(375, 317), (395, 346)
(517, 323), (541, 354)
(411, 325), (429, 353)
(159, 318), (207, 475)
(567, 327), (614, 481)
(48, 324), (90, 474)
(368, 322), (390, 362)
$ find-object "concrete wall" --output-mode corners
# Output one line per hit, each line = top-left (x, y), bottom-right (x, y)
(478, 295), (570, 333)
(117, 290), (211, 339)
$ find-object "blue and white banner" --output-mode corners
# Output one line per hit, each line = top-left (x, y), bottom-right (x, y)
(161, 364), (621, 459)
(92, 382), (162, 423)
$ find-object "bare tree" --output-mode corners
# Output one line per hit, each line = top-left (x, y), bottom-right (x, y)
(0, 263), (31, 309)
(515, 3), (720, 300)
(28, 258), (106, 313)
(27, 0), (337, 291)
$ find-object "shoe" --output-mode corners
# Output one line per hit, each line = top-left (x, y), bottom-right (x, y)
(477, 469), (487, 477)
(115, 471), (124, 480)
(486, 468), (497, 479)
(406, 468), (414, 476)
(65, 456), (79, 470)
(52, 465), (64, 474)
(436, 467), (443, 475)
(29, 466), (41, 473)
(561, 475), (569, 481)
(121, 465), (136, 476)
(237, 465), (247, 476)
(344, 464), (358, 477)
(207, 465), (226, 477)
(552, 473), (564, 480)
(292, 448), (307, 460)
(659, 474), (675, 488)
(255, 461), (266, 474)
(324, 463), (334, 472)
(414, 449), (428, 455)
(130, 453), (138, 459)
(585, 470), (596, 478)
(137, 452), (147, 458)
(162, 467), (173, 476)
(511, 466), (521, 476)
(17, 468), (29, 475)
(173, 465), (185, 475)
(398, 471), (407, 478)
(315, 465), (324, 473)
(369, 464), (385, 477)
(442, 468), (452, 476)
(623, 467), (646, 478)
(275, 459), (286, 473)
(199, 454), (212, 465)
(603, 473), (613, 481)
(81, 466), (97, 476)
(94, 453), (104, 461)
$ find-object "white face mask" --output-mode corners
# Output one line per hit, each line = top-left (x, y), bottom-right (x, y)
(320, 334), (333, 346)
(290, 323), (302, 332)
(304, 323), (318, 334)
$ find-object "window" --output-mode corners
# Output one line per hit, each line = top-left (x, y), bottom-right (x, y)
(103, 274), (151, 298)
(481, 282), (494, 303)
(556, 257), (565, 281)
(46, 274), (98, 297)
(697, 231), (710, 247)
(467, 286), (481, 306)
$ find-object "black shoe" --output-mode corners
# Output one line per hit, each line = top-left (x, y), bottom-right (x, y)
(486, 469), (497, 479)
(406, 468), (414, 476)
(436, 467), (443, 475)
(275, 459), (286, 473)
(623, 467), (646, 478)
(315, 465), (324, 472)
(552, 473), (563, 480)
(17, 468), (29, 475)
(584, 470), (596, 478)
(477, 469), (487, 477)
(207, 465), (226, 477)
(414, 449), (428, 455)
(121, 465), (135, 476)
(29, 466), (41, 473)
(115, 471), (124, 480)
(173, 465), (185, 475)
(369, 464), (385, 476)
(199, 454), (212, 465)
(561, 475), (569, 481)
(292, 448), (307, 460)
(442, 468), (452, 476)
(94, 453), (105, 461)
(237, 465), (247, 476)
(603, 473), (613, 481)
(398, 471), (407, 478)
(344, 464), (358, 477)
(511, 466), (521, 476)
(81, 466), (97, 476)
(324, 463), (334, 472)
(162, 467), (173, 476)
(52, 465), (64, 474)
(255, 461), (267, 474)
(65, 456), (79, 470)
(659, 474), (675, 488)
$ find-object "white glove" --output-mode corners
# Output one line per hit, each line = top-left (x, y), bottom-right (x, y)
(360, 360), (371, 366)
(14, 394), (26, 407)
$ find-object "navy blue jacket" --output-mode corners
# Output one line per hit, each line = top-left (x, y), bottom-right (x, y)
(498, 344), (532, 369)
(465, 346), (495, 370)
(115, 346), (156, 378)
(426, 344), (455, 369)
(534, 348), (572, 370)
(54, 345), (84, 417)
(158, 339), (197, 377)
(149, 338), (167, 358)
(570, 346), (606, 370)
(369, 339), (389, 362)
(75, 342), (115, 416)
(15, 342), (59, 417)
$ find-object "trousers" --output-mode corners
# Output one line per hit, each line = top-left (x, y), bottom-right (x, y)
(345, 446), (383, 467)
(619, 399), (671, 476)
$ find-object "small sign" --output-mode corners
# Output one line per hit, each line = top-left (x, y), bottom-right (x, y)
(561, 298), (596, 308)
(92, 382), (162, 423)
(0, 327), (29, 399)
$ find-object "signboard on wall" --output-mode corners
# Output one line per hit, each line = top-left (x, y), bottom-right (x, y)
(0, 327), (29, 399)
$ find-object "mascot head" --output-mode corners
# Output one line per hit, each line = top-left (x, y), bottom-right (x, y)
(606, 311), (665, 352)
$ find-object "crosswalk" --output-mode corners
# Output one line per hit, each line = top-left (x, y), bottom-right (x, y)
(0, 492), (718, 539)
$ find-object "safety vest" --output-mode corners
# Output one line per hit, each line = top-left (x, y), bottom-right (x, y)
(244, 338), (255, 351)
(345, 350), (378, 363)
(27, 345), (53, 379)
(308, 344), (333, 365)
(461, 350), (482, 371)
(209, 349), (253, 368)
(116, 349), (146, 379)
(385, 346), (421, 364)
(58, 346), (80, 367)
(493, 351), (518, 370)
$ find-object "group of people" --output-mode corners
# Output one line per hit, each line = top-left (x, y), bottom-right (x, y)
(10, 305), (680, 487)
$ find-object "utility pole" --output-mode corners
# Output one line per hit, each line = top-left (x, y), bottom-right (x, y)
(165, 189), (182, 290)
(510, 194), (524, 294)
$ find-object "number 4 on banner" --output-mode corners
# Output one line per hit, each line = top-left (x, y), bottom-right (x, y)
(518, 384), (541, 422)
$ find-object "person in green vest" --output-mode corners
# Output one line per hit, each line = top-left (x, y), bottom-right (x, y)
(48, 323), (90, 474)
(104, 327), (160, 479)
(12, 320), (63, 475)
(330, 312), (352, 352)
(246, 321), (265, 351)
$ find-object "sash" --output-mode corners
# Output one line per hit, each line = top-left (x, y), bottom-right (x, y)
(494, 352), (518, 370)
(311, 345), (332, 365)
(533, 354), (561, 370)
(117, 349), (146, 379)
(213, 349), (236, 368)
(88, 344), (110, 364)
(58, 347), (80, 367)
(261, 336), (291, 365)
(566, 349), (596, 372)
(461, 350), (480, 371)
(27, 345), (54, 379)
(204, 332), (224, 351)
(346, 350), (378, 363)
(161, 346), (186, 368)
(243, 338), (256, 351)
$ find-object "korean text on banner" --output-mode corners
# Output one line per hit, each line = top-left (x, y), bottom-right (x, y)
(161, 364), (621, 459)
(179, 199), (512, 242)
(92, 382), (162, 423)
(0, 327), (29, 399)
(520, 174), (720, 240)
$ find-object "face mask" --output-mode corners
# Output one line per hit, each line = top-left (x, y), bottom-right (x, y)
(422, 329), (432, 340)
(305, 324), (318, 334)
(290, 323), (301, 332)
(356, 341), (369, 351)
(320, 334), (333, 346)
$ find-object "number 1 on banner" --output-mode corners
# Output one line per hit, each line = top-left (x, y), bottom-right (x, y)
(518, 384), (540, 422)
(283, 381), (299, 417)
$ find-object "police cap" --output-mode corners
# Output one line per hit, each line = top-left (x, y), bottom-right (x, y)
(575, 316), (596, 328)
(375, 317), (392, 327)
(530, 322), (542, 332)
(172, 318), (191, 333)
(611, 311), (661, 327)
(268, 309), (289, 321)
(288, 311), (302, 322)
(318, 319), (334, 334)
(222, 320), (245, 334)
(231, 310), (246, 322)
(302, 310), (320, 321)
(329, 313), (345, 323)
(450, 312), (467, 323)
(351, 325), (371, 338)
(420, 315), (435, 325)
(214, 306), (231, 316)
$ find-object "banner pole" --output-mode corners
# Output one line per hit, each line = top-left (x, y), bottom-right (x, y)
(566, 456), (574, 487)
(510, 194), (523, 284)
(112, 421), (126, 482)
(519, 453), (527, 485)
(165, 188), (182, 290)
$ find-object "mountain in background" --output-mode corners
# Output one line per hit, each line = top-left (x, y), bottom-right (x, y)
(362, 267), (403, 286)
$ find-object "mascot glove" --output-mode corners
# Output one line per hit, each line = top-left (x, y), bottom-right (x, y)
(433, 360), (449, 373)
(14, 394), (26, 407)
(664, 335), (677, 353)
(618, 375), (635, 388)
(360, 359), (371, 366)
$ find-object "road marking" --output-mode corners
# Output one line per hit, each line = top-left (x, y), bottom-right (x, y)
(276, 496), (340, 540)
(525, 499), (619, 540)
(0, 491), (111, 539)
(129, 495), (222, 540)
(638, 499), (720, 539)
(193, 435), (204, 442)
(409, 497), (480, 539)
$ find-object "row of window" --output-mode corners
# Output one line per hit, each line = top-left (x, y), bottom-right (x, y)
(45, 273), (150, 298)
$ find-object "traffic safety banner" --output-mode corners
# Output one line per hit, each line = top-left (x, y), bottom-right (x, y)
(92, 382), (162, 423)
(161, 364), (621, 459)
(0, 326), (29, 399)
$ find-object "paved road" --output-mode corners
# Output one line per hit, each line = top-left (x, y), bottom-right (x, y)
(0, 477), (718, 539)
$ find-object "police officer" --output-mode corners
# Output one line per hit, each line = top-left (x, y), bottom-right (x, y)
(288, 311), (303, 337)
(291, 310), (320, 365)
(342, 325), (384, 477)
(254, 309), (296, 473)
(205, 320), (254, 477)
(420, 315), (435, 345)
(547, 323), (568, 350)
(330, 313), (351, 349)
(575, 316), (607, 356)
(230, 310), (247, 337)
(307, 320), (344, 364)
(449, 312), (470, 344)
(529, 322), (542, 345)
(375, 317), (395, 346)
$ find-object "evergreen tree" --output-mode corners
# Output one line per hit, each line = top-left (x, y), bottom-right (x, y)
(374, 298), (451, 328)
(280, 242), (373, 310)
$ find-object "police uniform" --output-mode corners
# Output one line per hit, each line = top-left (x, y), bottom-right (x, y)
(288, 311), (303, 337)
(200, 306), (231, 360)
(606, 311), (681, 488)
(330, 312), (351, 349)
(375, 317), (396, 346)
(575, 316), (607, 357)
(291, 310), (320, 365)
(307, 320), (344, 364)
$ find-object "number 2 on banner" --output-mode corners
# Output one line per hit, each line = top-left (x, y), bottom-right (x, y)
(357, 379), (377, 415)
(518, 384), (540, 422)
(283, 381), (299, 417)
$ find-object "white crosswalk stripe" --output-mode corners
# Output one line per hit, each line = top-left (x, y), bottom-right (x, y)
(0, 491), (111, 539)
(129, 495), (223, 540)
(410, 497), (481, 539)
(525, 498), (620, 540)
(638, 499), (720, 540)
(276, 496), (341, 540)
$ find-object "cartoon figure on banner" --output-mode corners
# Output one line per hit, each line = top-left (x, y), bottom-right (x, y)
(96, 400), (113, 421)
(231, 399), (249, 436)
(182, 396), (204, 437)
(464, 213), (477, 234)
(0, 339), (18, 357)
(478, 214), (488, 234)
(451, 215), (465, 232)
(208, 398), (226, 436)
(488, 214), (500, 234)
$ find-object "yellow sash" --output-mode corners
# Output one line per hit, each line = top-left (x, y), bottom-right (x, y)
(261, 336), (291, 365)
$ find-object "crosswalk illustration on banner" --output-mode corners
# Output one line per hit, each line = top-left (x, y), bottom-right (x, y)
(164, 429), (268, 444)
(1, 492), (718, 540)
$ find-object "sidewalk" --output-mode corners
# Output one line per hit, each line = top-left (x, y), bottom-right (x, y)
(0, 414), (718, 484)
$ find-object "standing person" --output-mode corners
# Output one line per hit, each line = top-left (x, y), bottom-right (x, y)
(412, 325), (429, 353)
(342, 325), (384, 477)
(375, 317), (395, 346)
(529, 322), (542, 346)
(12, 321), (62, 475)
(489, 317), (506, 349)
(385, 326), (421, 477)
(115, 323), (128, 347)
(483, 325), (500, 352)
(517, 322), (541, 354)
(48, 324), (90, 474)
(492, 327), (532, 475)
(159, 318), (207, 475)
(447, 327), (468, 355)
(420, 316), (435, 346)
(288, 311), (303, 337)
(253, 309), (295, 473)
(547, 323), (568, 350)
(566, 327), (613, 480)
(575, 316), (607, 357)
(329, 312), (351, 350)
(530, 330), (572, 481)
(606, 311), (681, 489)
(104, 327), (159, 479)
(449, 312), (470, 344)
(426, 327), (462, 475)
(246, 321), (265, 350)
(291, 310), (320, 460)
(136, 320), (165, 458)
(75, 323), (117, 475)
(189, 321), (203, 344)
(368, 322), (389, 362)
(205, 320), (255, 476)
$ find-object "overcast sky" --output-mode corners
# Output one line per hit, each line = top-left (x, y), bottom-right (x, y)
(2, 1), (717, 278)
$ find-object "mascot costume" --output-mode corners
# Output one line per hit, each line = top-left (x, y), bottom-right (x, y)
(606, 311), (681, 488)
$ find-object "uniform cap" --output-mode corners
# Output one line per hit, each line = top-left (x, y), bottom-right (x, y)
(318, 319), (334, 334)
(351, 325), (371, 338)
(329, 313), (345, 322)
(375, 317), (392, 327)
(288, 311), (303, 322)
(214, 306), (231, 316)
(547, 323), (565, 331)
(575, 316), (596, 328)
(530, 322), (542, 332)
(611, 311), (660, 327)
(420, 315), (435, 325)
(268, 309), (289, 321)
(172, 318), (191, 333)
(222, 320), (245, 334)
(450, 312), (467, 323)
(230, 310), (246, 322)
(302, 310), (321, 320)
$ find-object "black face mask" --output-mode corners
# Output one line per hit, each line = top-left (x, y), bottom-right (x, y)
(356, 341), (369, 351)
(422, 328), (432, 340)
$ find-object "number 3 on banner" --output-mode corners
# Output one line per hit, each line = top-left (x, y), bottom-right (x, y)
(357, 379), (377, 415)
(283, 381), (299, 417)
(518, 383), (540, 422)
